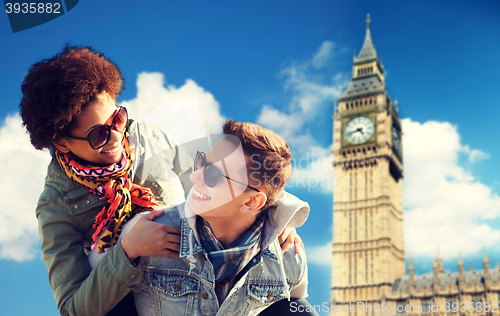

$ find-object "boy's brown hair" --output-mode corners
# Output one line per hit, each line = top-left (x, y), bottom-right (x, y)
(222, 119), (292, 210)
(19, 45), (123, 150)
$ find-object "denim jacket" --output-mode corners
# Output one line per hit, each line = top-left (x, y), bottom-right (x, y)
(133, 190), (310, 316)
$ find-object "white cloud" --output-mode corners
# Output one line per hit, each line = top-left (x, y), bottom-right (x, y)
(287, 148), (334, 193)
(257, 105), (303, 141)
(121, 72), (225, 136)
(312, 41), (336, 69)
(258, 41), (344, 145)
(0, 114), (50, 261)
(257, 41), (347, 192)
(463, 146), (490, 163)
(402, 118), (500, 259)
(306, 242), (332, 266)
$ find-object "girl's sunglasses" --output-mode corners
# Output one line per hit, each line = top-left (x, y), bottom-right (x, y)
(66, 107), (128, 149)
(194, 151), (261, 193)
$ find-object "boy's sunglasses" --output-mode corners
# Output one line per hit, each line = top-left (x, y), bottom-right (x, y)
(194, 151), (261, 193)
(66, 107), (128, 149)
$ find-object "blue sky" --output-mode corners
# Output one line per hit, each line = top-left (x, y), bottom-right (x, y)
(1, 0), (500, 315)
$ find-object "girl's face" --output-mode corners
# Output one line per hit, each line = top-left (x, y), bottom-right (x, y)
(55, 93), (125, 166)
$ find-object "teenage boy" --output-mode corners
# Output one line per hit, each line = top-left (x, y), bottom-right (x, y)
(132, 119), (314, 315)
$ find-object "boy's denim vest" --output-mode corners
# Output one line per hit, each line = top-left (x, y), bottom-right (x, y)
(133, 204), (308, 316)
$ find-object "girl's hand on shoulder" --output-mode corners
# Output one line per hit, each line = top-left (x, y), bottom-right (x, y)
(278, 227), (303, 255)
(121, 210), (181, 262)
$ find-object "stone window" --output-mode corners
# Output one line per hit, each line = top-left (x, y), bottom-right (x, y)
(396, 301), (406, 314)
(422, 300), (431, 313)
(471, 295), (483, 306)
(445, 296), (458, 314)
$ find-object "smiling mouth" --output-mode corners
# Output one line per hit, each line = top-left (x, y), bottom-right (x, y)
(102, 146), (121, 154)
(193, 189), (211, 200)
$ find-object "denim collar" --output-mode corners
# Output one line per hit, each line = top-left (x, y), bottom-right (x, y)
(178, 211), (280, 264)
(179, 216), (203, 259)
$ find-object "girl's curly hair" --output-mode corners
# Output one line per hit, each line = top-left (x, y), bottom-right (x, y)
(19, 45), (123, 150)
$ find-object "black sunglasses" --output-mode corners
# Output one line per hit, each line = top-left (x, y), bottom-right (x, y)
(66, 107), (128, 149)
(194, 151), (261, 193)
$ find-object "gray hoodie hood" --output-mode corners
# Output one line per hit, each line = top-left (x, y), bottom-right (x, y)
(182, 187), (310, 249)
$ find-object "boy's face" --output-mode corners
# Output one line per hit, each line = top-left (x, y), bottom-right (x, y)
(189, 138), (256, 220)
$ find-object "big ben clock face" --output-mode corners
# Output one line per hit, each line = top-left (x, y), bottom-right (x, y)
(344, 116), (375, 144)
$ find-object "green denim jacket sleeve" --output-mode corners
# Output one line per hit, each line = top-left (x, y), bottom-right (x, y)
(36, 121), (193, 316)
(37, 168), (142, 316)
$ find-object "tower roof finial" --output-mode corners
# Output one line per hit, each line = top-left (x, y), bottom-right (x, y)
(354, 14), (377, 63)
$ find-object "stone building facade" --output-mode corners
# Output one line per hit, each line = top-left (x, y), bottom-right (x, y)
(330, 15), (500, 315)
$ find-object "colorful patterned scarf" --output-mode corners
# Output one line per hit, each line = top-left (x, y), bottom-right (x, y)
(56, 136), (158, 253)
(197, 212), (266, 303)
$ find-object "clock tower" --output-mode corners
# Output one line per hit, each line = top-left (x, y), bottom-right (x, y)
(331, 15), (404, 315)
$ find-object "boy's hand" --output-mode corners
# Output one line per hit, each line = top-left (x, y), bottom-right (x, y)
(278, 227), (303, 255)
(121, 210), (181, 262)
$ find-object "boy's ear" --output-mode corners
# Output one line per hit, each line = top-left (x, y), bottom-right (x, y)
(54, 139), (71, 153)
(241, 192), (267, 213)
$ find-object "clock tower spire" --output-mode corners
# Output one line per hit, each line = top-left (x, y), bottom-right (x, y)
(331, 15), (404, 314)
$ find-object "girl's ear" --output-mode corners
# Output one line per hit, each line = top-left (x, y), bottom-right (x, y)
(241, 192), (267, 213)
(54, 139), (71, 153)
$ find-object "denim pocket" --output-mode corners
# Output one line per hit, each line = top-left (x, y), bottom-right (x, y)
(247, 283), (288, 304)
(149, 271), (200, 297)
